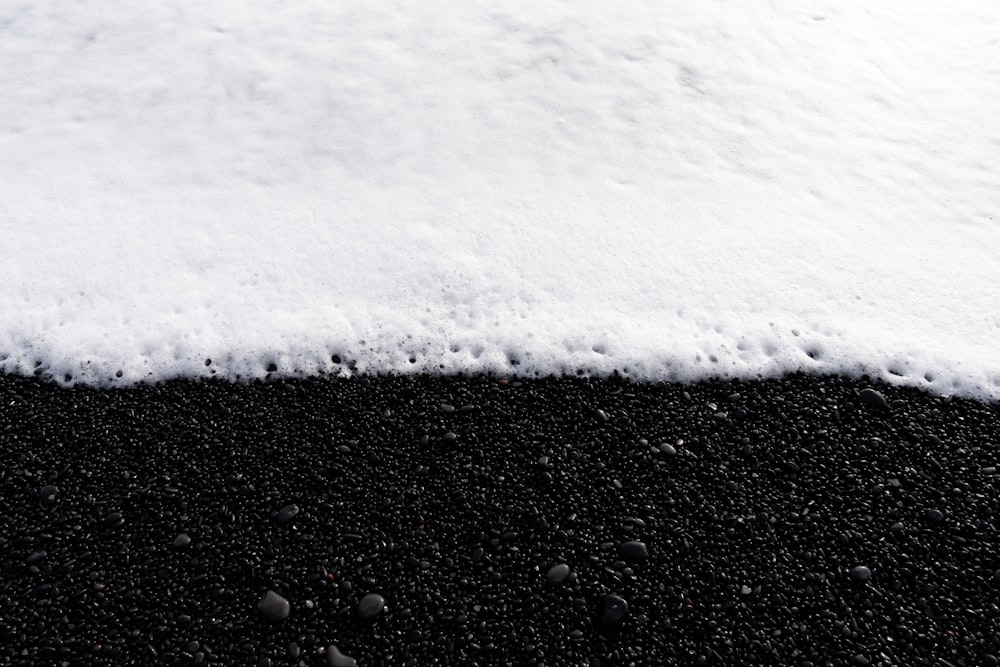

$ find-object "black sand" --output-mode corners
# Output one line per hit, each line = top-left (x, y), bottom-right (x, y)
(1, 372), (998, 666)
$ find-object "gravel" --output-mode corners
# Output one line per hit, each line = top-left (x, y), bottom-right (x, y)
(1, 371), (998, 665)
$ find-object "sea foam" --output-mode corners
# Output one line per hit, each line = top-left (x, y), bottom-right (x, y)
(1, 1), (999, 398)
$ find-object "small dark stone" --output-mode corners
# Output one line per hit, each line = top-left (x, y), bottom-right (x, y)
(276, 504), (299, 524)
(546, 563), (571, 585)
(173, 533), (192, 548)
(257, 590), (290, 622)
(39, 485), (58, 508)
(327, 644), (357, 667)
(358, 593), (385, 620)
(925, 509), (945, 524)
(620, 541), (649, 562)
(595, 409), (609, 423)
(658, 443), (676, 457)
(106, 512), (124, 527)
(442, 432), (458, 444)
(858, 388), (889, 409)
(850, 566), (872, 582)
(595, 594), (629, 632)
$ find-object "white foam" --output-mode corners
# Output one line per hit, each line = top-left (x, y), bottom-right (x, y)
(2, 1), (999, 398)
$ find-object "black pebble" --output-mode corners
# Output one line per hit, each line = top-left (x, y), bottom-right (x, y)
(257, 590), (290, 622)
(859, 388), (889, 409)
(546, 563), (571, 584)
(358, 593), (385, 620)
(620, 541), (649, 562)
(276, 504), (300, 524)
(38, 485), (58, 508)
(595, 594), (629, 632)
(327, 645), (357, 667)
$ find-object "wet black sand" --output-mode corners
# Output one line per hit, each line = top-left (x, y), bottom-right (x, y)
(1, 372), (998, 666)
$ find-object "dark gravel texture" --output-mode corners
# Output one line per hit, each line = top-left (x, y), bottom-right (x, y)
(1, 372), (999, 666)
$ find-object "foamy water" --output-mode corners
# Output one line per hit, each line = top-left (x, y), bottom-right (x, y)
(2, 1), (999, 398)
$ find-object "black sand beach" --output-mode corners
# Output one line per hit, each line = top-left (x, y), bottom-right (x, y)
(1, 372), (998, 666)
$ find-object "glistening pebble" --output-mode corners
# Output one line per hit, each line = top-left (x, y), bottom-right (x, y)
(1, 372), (998, 665)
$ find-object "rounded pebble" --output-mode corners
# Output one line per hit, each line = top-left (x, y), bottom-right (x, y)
(546, 563), (571, 585)
(327, 645), (357, 667)
(595, 594), (629, 632)
(858, 388), (889, 409)
(620, 541), (649, 562)
(39, 485), (58, 508)
(257, 590), (290, 622)
(276, 504), (300, 524)
(358, 593), (385, 620)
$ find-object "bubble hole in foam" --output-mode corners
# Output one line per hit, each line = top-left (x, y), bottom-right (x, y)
(1, 1), (999, 399)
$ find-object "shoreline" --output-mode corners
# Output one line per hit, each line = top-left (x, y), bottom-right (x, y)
(2, 372), (998, 665)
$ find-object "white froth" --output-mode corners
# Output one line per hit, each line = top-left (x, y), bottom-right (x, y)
(2, 1), (999, 398)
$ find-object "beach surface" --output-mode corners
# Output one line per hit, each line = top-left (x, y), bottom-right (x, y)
(2, 372), (997, 666)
